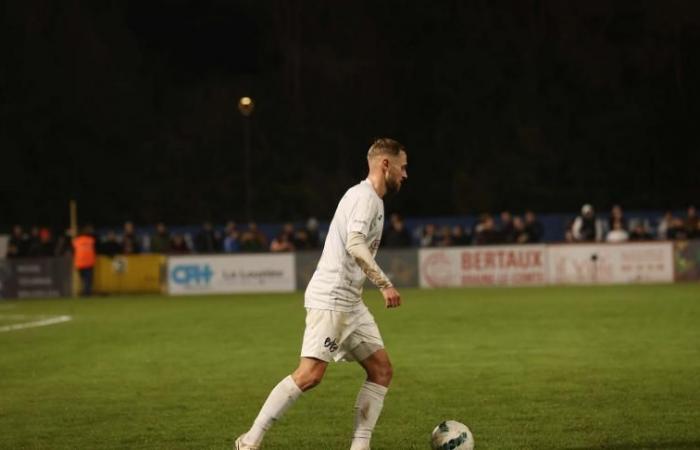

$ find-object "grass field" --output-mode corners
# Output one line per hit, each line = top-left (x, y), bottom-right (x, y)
(1, 284), (699, 450)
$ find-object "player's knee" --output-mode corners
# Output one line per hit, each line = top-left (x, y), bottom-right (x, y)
(369, 361), (393, 386)
(293, 370), (324, 391)
(380, 362), (394, 384)
(302, 373), (323, 391)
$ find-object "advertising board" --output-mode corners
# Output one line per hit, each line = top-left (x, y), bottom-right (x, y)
(419, 245), (548, 287)
(167, 254), (295, 295)
(547, 242), (674, 284)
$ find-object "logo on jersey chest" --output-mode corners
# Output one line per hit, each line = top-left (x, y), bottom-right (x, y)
(370, 214), (383, 231)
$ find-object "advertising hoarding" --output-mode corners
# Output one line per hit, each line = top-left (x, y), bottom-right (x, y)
(0, 257), (72, 299)
(94, 255), (165, 294)
(547, 242), (674, 285)
(419, 245), (548, 287)
(167, 254), (295, 295)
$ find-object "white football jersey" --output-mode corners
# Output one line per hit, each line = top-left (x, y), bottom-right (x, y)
(305, 179), (385, 311)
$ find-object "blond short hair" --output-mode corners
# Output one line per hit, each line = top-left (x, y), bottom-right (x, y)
(367, 138), (406, 159)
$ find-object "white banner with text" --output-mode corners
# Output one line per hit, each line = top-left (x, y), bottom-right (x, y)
(167, 254), (295, 295)
(419, 245), (548, 287)
(546, 242), (674, 284)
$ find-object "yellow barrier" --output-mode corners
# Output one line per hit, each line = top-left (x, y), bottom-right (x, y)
(94, 255), (165, 294)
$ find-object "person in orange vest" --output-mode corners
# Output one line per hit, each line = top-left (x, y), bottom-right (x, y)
(73, 225), (96, 296)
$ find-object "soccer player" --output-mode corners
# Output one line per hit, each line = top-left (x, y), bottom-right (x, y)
(235, 138), (408, 450)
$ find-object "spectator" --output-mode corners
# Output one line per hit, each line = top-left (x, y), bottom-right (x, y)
(524, 210), (544, 243)
(420, 223), (437, 247)
(249, 222), (269, 250)
(606, 219), (629, 243)
(99, 230), (122, 257)
(305, 217), (321, 248)
(629, 223), (653, 241)
(667, 217), (686, 240)
(26, 226), (54, 257)
(26, 226), (42, 257)
(498, 211), (515, 243)
(37, 227), (55, 256)
(281, 223), (296, 242)
(512, 216), (529, 244)
(684, 206), (698, 238)
(54, 228), (74, 256)
(572, 204), (597, 242)
(270, 231), (295, 252)
(240, 231), (263, 252)
(223, 224), (241, 253)
(474, 214), (500, 245)
(150, 222), (171, 253)
(657, 211), (674, 240)
(122, 221), (142, 254)
(194, 221), (221, 253)
(293, 229), (312, 250)
(383, 213), (411, 247)
(608, 204), (628, 231)
(73, 225), (96, 296)
(435, 225), (452, 247)
(7, 225), (30, 258)
(240, 222), (267, 252)
(450, 225), (471, 246)
(170, 234), (191, 254)
(564, 219), (576, 242)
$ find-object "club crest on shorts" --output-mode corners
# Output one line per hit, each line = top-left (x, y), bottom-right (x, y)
(324, 337), (339, 352)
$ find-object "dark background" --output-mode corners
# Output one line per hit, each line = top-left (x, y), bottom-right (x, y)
(2, 0), (699, 228)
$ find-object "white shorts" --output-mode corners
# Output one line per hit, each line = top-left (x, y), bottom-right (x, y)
(300, 306), (384, 363)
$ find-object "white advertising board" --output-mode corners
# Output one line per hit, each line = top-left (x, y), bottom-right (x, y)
(167, 254), (295, 295)
(547, 242), (674, 285)
(419, 245), (548, 287)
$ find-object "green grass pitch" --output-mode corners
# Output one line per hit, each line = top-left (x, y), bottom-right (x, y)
(1, 284), (699, 449)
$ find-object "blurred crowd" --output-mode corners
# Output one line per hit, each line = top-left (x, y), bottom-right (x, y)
(4, 218), (322, 258)
(564, 204), (699, 243)
(400, 210), (545, 248)
(3, 205), (698, 258)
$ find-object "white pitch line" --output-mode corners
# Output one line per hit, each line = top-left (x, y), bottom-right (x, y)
(0, 315), (72, 333)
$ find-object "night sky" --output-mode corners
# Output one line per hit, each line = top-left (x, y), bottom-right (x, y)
(2, 0), (699, 229)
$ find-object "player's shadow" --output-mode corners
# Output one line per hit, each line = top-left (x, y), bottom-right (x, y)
(567, 441), (700, 449)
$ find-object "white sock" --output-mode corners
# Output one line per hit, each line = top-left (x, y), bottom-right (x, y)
(350, 381), (388, 450)
(244, 375), (302, 445)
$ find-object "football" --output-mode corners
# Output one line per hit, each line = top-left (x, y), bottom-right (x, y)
(430, 420), (475, 450)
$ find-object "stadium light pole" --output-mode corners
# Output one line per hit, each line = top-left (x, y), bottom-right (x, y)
(238, 96), (255, 221)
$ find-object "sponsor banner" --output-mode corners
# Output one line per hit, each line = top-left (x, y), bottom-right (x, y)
(294, 249), (420, 291)
(94, 255), (165, 294)
(674, 240), (700, 282)
(547, 242), (674, 285)
(419, 245), (547, 288)
(0, 257), (72, 299)
(0, 235), (8, 259)
(168, 254), (295, 295)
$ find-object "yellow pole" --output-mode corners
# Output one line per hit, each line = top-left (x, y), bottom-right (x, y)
(69, 200), (79, 297)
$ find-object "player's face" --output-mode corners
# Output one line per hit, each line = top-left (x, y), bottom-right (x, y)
(385, 151), (408, 195)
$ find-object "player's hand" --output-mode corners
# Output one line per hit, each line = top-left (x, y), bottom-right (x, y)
(381, 287), (401, 308)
